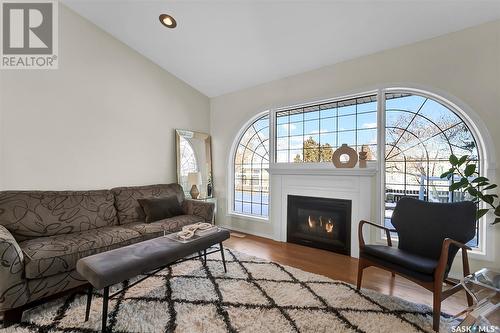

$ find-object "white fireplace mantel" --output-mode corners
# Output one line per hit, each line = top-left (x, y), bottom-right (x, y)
(269, 164), (377, 177)
(269, 165), (376, 258)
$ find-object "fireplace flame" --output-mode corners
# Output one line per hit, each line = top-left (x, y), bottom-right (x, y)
(308, 215), (317, 228)
(325, 219), (334, 233)
(309, 216), (334, 233)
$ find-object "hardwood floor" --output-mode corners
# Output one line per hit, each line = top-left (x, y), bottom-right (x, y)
(223, 232), (469, 316)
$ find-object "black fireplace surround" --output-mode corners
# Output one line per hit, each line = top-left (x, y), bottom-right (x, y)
(287, 195), (351, 255)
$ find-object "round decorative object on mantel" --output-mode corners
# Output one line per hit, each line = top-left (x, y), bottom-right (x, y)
(332, 144), (358, 168)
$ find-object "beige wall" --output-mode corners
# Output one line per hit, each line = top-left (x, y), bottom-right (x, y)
(0, 5), (210, 190)
(211, 20), (500, 272)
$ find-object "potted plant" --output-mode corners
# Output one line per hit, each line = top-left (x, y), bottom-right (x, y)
(440, 155), (500, 225)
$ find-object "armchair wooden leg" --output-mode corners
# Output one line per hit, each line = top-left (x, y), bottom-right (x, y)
(432, 282), (442, 332)
(356, 258), (366, 290)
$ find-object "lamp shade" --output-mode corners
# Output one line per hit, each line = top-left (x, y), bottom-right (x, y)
(187, 172), (202, 186)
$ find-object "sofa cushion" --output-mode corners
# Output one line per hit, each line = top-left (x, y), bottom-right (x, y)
(0, 190), (118, 241)
(125, 215), (204, 240)
(137, 196), (184, 223)
(20, 226), (143, 279)
(111, 184), (185, 225)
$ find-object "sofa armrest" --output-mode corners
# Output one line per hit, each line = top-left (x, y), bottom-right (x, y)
(0, 225), (29, 311)
(183, 200), (215, 224)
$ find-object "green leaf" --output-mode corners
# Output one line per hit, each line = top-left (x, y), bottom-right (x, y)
(458, 155), (468, 166)
(468, 188), (479, 197)
(483, 184), (497, 191)
(464, 164), (476, 177)
(477, 181), (490, 187)
(483, 195), (495, 205)
(492, 217), (500, 225)
(450, 178), (468, 191)
(449, 154), (459, 166)
(440, 171), (451, 179)
(450, 182), (464, 191)
(472, 177), (489, 183)
(476, 209), (489, 220)
(495, 205), (500, 216)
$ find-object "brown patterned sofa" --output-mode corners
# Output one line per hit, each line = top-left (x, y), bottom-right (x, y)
(0, 183), (214, 323)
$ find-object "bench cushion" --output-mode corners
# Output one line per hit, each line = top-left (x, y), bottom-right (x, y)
(125, 215), (204, 240)
(111, 184), (185, 225)
(20, 226), (144, 279)
(77, 230), (230, 289)
(0, 190), (118, 241)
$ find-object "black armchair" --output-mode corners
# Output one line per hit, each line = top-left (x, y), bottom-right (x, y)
(357, 197), (477, 332)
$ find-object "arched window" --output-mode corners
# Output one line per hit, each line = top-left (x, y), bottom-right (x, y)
(384, 92), (480, 246)
(233, 114), (270, 218)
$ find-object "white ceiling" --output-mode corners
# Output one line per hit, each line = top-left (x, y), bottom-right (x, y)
(63, 0), (500, 97)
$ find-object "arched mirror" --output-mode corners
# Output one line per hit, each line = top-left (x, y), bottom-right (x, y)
(175, 129), (212, 198)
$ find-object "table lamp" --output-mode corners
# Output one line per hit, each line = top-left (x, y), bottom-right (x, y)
(188, 172), (202, 199)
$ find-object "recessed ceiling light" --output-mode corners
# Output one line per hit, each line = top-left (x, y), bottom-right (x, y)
(159, 14), (177, 29)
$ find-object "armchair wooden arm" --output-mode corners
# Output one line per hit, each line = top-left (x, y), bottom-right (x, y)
(358, 220), (395, 248)
(435, 238), (471, 283)
(434, 238), (474, 310)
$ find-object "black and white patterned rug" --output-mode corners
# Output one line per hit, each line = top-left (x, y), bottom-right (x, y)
(1, 248), (456, 333)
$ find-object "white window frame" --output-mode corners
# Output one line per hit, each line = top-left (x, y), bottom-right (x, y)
(376, 86), (495, 261)
(227, 111), (271, 222)
(272, 91), (379, 166)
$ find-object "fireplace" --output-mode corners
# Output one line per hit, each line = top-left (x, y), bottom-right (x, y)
(287, 195), (351, 255)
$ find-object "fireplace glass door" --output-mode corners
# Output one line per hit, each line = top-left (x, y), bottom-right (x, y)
(287, 195), (351, 255)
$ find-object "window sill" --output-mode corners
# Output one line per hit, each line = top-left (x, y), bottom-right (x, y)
(227, 212), (270, 223)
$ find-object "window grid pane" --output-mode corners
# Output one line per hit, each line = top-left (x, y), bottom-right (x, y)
(233, 114), (270, 218)
(384, 93), (480, 248)
(275, 94), (378, 163)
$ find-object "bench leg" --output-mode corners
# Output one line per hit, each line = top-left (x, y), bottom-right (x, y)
(198, 251), (206, 266)
(101, 287), (109, 333)
(219, 242), (227, 273)
(85, 286), (93, 321)
(203, 249), (207, 265)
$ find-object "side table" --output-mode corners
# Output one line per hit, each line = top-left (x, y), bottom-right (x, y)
(191, 196), (217, 224)
(456, 268), (499, 331)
